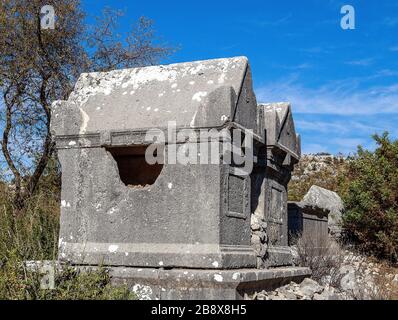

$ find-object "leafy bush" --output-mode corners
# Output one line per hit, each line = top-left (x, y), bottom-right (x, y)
(342, 133), (398, 261)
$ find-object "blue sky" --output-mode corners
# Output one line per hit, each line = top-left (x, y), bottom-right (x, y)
(82, 0), (398, 154)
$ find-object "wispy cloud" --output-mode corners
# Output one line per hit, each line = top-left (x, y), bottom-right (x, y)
(239, 13), (293, 28)
(293, 63), (312, 70)
(271, 62), (313, 71)
(329, 138), (367, 154)
(390, 46), (398, 52)
(299, 46), (334, 55)
(259, 76), (398, 154)
(302, 143), (329, 154)
(294, 115), (398, 154)
(294, 119), (383, 135)
(255, 77), (398, 115)
(383, 17), (398, 27)
(218, 43), (240, 51)
(375, 69), (398, 77)
(345, 58), (374, 66)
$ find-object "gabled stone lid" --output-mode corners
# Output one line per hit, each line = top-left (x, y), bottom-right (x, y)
(259, 102), (301, 160)
(52, 57), (257, 136)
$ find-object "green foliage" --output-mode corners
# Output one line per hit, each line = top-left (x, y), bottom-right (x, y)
(48, 267), (136, 300)
(342, 132), (398, 261)
(0, 184), (60, 264)
(0, 155), (61, 264)
(0, 254), (135, 300)
(0, 159), (136, 300)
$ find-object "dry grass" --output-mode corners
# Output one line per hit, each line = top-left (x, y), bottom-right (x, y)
(0, 179), (136, 300)
(293, 233), (398, 300)
(366, 261), (398, 300)
(293, 234), (345, 287)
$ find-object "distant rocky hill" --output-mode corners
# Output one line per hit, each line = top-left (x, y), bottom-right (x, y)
(288, 153), (348, 201)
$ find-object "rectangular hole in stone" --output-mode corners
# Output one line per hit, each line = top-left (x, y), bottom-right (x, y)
(106, 146), (164, 188)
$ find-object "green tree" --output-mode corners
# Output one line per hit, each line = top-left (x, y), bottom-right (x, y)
(342, 132), (398, 261)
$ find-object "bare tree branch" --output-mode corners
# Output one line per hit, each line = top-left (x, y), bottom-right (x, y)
(0, 0), (174, 210)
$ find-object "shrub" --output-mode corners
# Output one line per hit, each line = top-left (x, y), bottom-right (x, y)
(0, 185), (60, 265)
(292, 233), (345, 286)
(0, 254), (135, 300)
(342, 132), (398, 261)
(49, 267), (136, 300)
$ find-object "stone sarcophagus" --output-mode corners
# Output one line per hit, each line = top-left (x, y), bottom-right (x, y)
(51, 57), (309, 299)
(288, 185), (344, 247)
(51, 57), (264, 269)
(255, 103), (301, 267)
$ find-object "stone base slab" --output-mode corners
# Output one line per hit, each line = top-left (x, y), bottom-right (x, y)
(266, 246), (294, 267)
(106, 266), (311, 300)
(60, 243), (257, 269)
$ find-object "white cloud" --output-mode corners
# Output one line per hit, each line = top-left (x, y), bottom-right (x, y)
(271, 62), (313, 71)
(299, 46), (334, 55)
(383, 17), (398, 27)
(255, 78), (398, 115)
(301, 143), (328, 154)
(238, 13), (293, 29)
(288, 63), (313, 70)
(294, 116), (397, 154)
(331, 138), (365, 148)
(295, 119), (382, 134)
(256, 75), (398, 154)
(345, 58), (374, 66)
(375, 69), (398, 77)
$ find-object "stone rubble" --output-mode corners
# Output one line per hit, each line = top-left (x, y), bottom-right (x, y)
(250, 211), (268, 268)
(248, 249), (398, 300)
(248, 279), (349, 300)
(290, 154), (345, 179)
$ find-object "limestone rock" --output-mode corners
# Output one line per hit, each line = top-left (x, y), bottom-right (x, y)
(339, 266), (359, 296)
(298, 278), (324, 297)
(24, 260), (59, 289)
(251, 215), (261, 231)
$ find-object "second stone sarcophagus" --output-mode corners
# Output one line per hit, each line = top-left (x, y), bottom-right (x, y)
(252, 103), (301, 267)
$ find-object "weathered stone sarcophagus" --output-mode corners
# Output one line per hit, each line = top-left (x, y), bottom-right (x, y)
(51, 57), (310, 299)
(253, 103), (301, 267)
(51, 57), (263, 269)
(288, 185), (344, 247)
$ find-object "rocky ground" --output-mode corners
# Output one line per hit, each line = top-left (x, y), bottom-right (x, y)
(247, 249), (398, 300)
(248, 278), (347, 300)
(288, 153), (347, 202)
